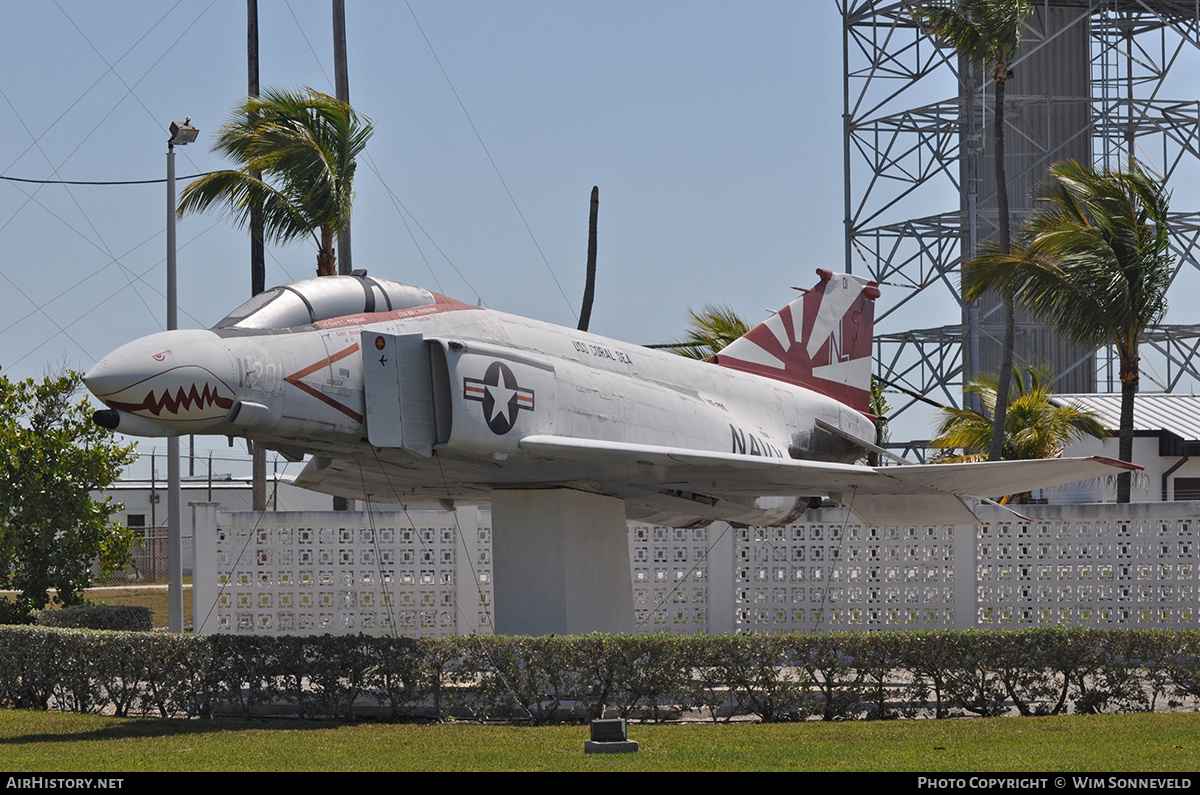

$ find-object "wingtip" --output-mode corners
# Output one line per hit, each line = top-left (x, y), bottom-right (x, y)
(1086, 455), (1144, 472)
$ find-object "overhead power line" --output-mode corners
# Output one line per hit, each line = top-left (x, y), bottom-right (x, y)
(0, 171), (216, 186)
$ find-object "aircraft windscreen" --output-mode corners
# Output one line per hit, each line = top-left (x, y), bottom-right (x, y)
(213, 275), (437, 330)
(214, 288), (313, 329)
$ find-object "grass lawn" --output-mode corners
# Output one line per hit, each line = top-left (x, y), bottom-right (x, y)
(2, 710), (1199, 772)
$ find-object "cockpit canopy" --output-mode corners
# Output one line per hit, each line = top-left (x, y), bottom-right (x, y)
(214, 273), (436, 330)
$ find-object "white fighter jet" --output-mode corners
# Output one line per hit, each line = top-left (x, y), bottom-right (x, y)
(84, 268), (1136, 633)
(84, 268), (1133, 528)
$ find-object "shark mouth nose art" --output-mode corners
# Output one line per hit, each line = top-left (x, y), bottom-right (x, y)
(95, 367), (235, 420)
(84, 329), (238, 430)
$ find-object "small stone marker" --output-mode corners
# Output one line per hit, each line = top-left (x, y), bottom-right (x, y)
(584, 718), (638, 754)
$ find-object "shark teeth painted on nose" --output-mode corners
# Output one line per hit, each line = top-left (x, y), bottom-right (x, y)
(92, 364), (236, 422)
(107, 380), (234, 417)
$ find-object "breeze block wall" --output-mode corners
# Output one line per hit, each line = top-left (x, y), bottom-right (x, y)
(192, 502), (1199, 636)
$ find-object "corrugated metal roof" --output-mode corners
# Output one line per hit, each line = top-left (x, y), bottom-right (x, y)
(1050, 393), (1200, 441)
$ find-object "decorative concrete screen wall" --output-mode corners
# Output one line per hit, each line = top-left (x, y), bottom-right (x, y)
(191, 502), (1199, 636)
(631, 524), (723, 634)
(192, 505), (493, 637)
(972, 503), (1197, 628)
(732, 521), (968, 633)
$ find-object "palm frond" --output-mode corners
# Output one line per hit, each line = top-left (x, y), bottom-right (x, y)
(910, 0), (1032, 68)
(931, 365), (1105, 461)
(178, 87), (372, 261)
(664, 305), (751, 361)
(964, 159), (1172, 357)
(175, 171), (317, 246)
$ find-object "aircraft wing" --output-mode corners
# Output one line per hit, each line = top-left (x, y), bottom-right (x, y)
(517, 435), (1140, 526)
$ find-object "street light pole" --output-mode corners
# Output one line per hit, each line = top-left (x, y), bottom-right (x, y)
(166, 118), (197, 633)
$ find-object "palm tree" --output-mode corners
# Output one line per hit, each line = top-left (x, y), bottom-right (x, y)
(868, 376), (891, 466)
(963, 159), (1172, 502)
(656, 305), (751, 361)
(178, 87), (373, 277)
(931, 364), (1105, 464)
(912, 0), (1033, 463)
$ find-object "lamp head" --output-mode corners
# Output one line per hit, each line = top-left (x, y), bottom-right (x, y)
(168, 119), (199, 146)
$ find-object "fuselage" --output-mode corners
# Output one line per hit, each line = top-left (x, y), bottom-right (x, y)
(85, 274), (875, 526)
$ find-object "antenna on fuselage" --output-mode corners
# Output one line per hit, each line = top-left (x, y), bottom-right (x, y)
(578, 186), (599, 332)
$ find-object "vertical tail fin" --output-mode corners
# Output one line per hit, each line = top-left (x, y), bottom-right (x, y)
(711, 269), (879, 413)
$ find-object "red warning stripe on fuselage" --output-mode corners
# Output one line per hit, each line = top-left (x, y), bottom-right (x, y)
(283, 343), (364, 424)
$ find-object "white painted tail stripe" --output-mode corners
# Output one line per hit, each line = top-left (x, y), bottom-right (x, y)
(719, 339), (787, 370)
(807, 277), (862, 358)
(764, 310), (791, 352)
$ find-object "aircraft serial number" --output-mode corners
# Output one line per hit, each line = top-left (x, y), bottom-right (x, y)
(238, 357), (284, 396)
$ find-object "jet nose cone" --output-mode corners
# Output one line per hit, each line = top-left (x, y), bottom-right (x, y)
(85, 329), (237, 432)
(83, 356), (139, 401)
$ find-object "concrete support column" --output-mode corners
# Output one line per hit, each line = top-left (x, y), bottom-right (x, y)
(451, 506), (483, 635)
(706, 522), (736, 634)
(190, 501), (219, 634)
(952, 522), (977, 630)
(492, 488), (634, 635)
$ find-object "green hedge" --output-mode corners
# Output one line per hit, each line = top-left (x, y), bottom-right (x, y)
(0, 626), (1197, 722)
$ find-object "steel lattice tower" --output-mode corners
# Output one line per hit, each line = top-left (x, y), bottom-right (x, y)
(841, 0), (1200, 455)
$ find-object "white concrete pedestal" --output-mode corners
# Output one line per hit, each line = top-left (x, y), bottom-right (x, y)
(492, 488), (634, 636)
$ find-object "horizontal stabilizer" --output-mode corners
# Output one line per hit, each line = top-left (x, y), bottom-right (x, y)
(848, 493), (977, 527)
(872, 456), (1140, 497)
(518, 435), (1139, 526)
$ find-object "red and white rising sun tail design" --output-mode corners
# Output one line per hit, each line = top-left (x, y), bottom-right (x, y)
(711, 269), (880, 414)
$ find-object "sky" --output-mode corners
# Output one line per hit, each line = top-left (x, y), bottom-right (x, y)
(3, 2), (1196, 472)
(0, 1), (863, 466)
(0, 1), (849, 362)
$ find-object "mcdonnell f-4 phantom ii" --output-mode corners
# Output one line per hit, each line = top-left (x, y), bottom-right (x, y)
(84, 269), (1137, 634)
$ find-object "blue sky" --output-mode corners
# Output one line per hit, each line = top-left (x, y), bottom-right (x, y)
(0, 1), (851, 377)
(6, 0), (1200, 489)
(16, 1), (1196, 465)
(0, 1), (887, 463)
